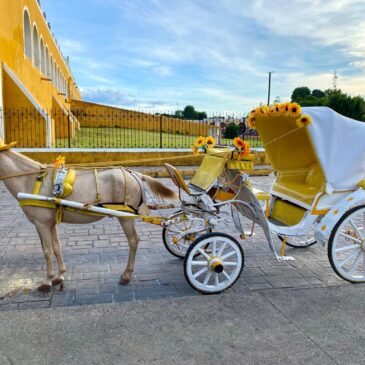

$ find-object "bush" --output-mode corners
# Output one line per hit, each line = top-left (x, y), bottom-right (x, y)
(224, 123), (239, 139)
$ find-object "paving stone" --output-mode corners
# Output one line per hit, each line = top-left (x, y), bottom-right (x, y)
(76, 293), (113, 305)
(51, 290), (76, 307)
(18, 300), (50, 310)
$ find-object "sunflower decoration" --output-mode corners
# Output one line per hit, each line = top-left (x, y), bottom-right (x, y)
(296, 114), (312, 128)
(54, 155), (66, 169)
(281, 102), (290, 114)
(233, 137), (250, 160)
(288, 102), (301, 117)
(191, 136), (215, 154)
(247, 115), (256, 130)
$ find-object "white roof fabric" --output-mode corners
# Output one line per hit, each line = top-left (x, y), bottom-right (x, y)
(304, 106), (365, 192)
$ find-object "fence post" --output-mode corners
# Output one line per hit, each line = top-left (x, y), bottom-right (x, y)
(159, 114), (163, 148)
(67, 113), (71, 148)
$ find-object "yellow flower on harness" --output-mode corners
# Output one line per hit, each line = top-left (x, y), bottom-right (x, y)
(195, 136), (206, 148)
(296, 114), (312, 127)
(54, 155), (66, 168)
(206, 136), (215, 148)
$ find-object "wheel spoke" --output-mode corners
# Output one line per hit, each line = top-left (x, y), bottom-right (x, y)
(191, 260), (208, 266)
(222, 270), (231, 281)
(197, 248), (211, 260)
(339, 231), (361, 243)
(215, 273), (219, 286)
(217, 241), (227, 257)
(203, 271), (211, 285)
(335, 244), (359, 253)
(212, 241), (217, 256)
(221, 250), (236, 260)
(338, 248), (360, 267)
(193, 267), (207, 279)
(348, 251), (362, 275)
(223, 261), (238, 266)
(349, 219), (364, 240)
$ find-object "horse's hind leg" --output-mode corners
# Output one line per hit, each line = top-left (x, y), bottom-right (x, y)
(36, 224), (54, 292)
(118, 219), (140, 285)
(51, 225), (66, 286)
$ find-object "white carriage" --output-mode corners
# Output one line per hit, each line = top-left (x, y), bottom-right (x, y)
(162, 104), (365, 293)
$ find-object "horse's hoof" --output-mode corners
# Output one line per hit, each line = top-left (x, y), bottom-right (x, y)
(38, 283), (52, 292)
(52, 277), (64, 286)
(119, 277), (130, 285)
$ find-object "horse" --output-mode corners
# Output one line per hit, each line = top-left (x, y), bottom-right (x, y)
(0, 140), (176, 291)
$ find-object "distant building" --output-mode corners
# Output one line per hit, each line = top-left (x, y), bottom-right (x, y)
(0, 0), (81, 146)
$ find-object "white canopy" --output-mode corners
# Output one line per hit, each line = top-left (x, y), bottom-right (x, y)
(304, 107), (365, 192)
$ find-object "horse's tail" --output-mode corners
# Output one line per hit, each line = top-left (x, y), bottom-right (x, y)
(140, 174), (177, 200)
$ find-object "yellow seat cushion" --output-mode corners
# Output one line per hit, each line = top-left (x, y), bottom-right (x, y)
(190, 155), (227, 191)
(272, 181), (320, 205)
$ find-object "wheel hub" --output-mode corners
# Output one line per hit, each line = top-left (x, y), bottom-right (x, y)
(209, 256), (224, 273)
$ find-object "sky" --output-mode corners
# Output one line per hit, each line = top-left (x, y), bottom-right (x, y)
(42, 0), (365, 114)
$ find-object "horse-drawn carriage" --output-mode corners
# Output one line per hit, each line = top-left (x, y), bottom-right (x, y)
(2, 102), (365, 295)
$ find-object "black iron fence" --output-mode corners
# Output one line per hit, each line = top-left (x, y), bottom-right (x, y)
(0, 107), (261, 149)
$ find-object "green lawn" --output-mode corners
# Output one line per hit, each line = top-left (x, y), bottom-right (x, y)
(55, 127), (262, 149)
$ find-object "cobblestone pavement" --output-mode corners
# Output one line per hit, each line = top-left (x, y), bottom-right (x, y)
(0, 175), (347, 311)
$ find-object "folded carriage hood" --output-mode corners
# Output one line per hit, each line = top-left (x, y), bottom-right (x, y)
(304, 106), (365, 192)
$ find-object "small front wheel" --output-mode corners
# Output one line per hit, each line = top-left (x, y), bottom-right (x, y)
(184, 233), (244, 294)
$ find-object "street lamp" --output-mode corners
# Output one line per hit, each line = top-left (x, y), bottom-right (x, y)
(267, 71), (275, 105)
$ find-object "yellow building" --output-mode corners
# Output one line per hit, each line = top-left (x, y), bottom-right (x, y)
(0, 0), (81, 146)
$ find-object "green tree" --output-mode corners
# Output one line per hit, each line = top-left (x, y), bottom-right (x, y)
(312, 89), (325, 98)
(292, 87), (311, 102)
(183, 105), (196, 119)
(224, 123), (239, 139)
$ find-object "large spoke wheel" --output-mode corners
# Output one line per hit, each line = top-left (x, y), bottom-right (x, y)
(162, 214), (207, 259)
(184, 233), (244, 294)
(328, 205), (365, 283)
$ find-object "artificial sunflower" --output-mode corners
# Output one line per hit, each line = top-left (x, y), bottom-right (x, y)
(281, 102), (290, 113)
(194, 136), (206, 148)
(296, 114), (312, 128)
(288, 102), (301, 116)
(238, 141), (250, 160)
(54, 155), (66, 168)
(247, 116), (256, 130)
(233, 137), (246, 149)
(191, 145), (199, 155)
(274, 103), (281, 113)
(206, 136), (215, 148)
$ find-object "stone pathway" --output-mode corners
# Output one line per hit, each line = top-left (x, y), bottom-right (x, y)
(0, 175), (346, 311)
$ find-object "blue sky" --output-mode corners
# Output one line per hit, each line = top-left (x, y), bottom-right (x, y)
(42, 0), (365, 113)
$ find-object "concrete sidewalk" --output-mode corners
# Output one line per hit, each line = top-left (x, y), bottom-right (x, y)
(1, 284), (365, 365)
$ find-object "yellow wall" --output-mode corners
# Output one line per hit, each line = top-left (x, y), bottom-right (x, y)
(71, 100), (211, 136)
(0, 0), (81, 145)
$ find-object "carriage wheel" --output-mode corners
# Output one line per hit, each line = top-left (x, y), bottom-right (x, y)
(162, 214), (207, 259)
(278, 234), (316, 248)
(328, 205), (365, 283)
(184, 233), (244, 294)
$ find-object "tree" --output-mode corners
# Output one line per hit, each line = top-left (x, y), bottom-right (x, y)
(290, 86), (365, 121)
(182, 105), (196, 120)
(312, 89), (325, 98)
(224, 123), (239, 139)
(291, 87), (311, 102)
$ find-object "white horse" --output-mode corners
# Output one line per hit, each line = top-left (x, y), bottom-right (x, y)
(0, 141), (176, 291)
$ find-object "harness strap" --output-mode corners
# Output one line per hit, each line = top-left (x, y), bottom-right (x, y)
(127, 170), (146, 208)
(94, 169), (102, 204)
(120, 168), (129, 205)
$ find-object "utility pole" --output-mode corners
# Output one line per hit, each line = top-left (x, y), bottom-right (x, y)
(332, 71), (338, 90)
(267, 71), (274, 105)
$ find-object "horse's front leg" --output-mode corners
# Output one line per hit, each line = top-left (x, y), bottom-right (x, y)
(36, 225), (54, 292)
(118, 219), (140, 285)
(51, 225), (66, 286)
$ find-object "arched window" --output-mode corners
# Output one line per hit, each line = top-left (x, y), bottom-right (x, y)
(40, 37), (45, 74)
(23, 10), (32, 59)
(45, 46), (49, 77)
(32, 24), (40, 69)
(50, 55), (54, 81)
